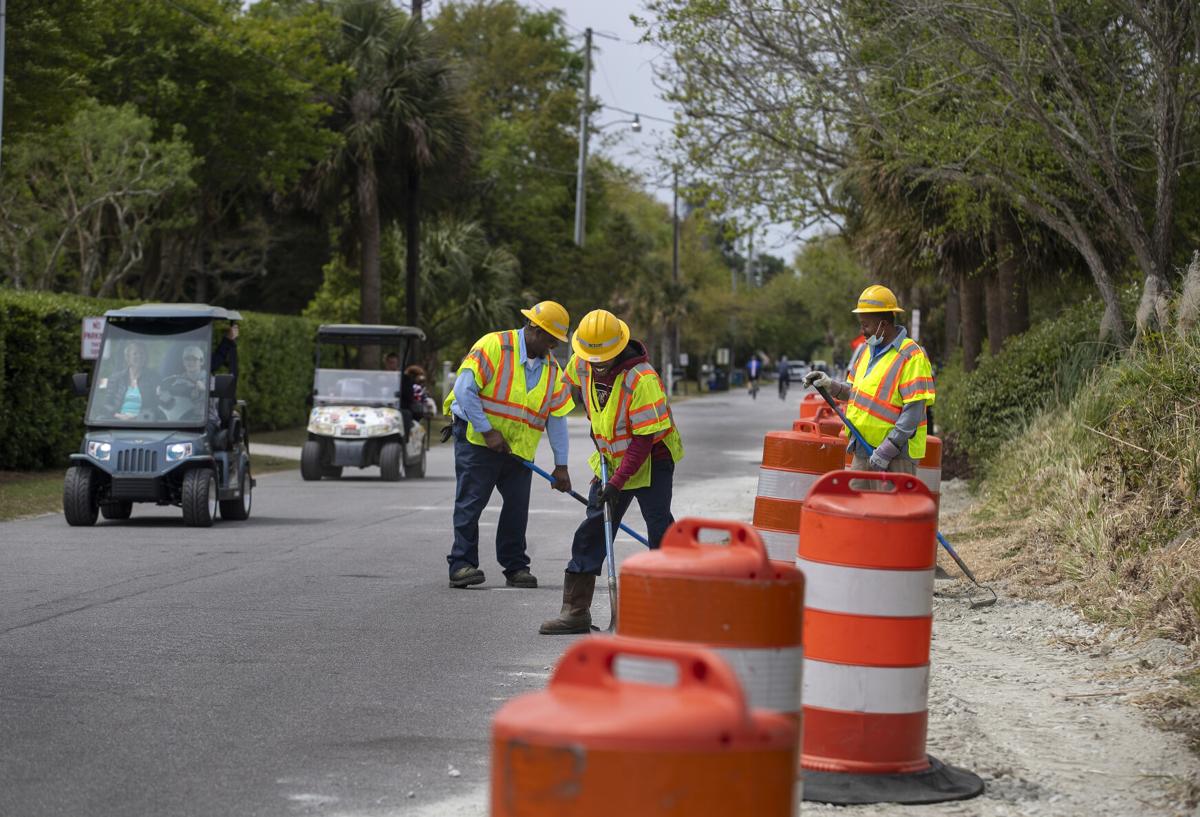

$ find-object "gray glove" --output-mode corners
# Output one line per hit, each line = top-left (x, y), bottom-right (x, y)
(869, 438), (901, 471)
(803, 371), (832, 390)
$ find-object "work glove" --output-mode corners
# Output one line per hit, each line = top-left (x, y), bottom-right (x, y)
(439, 424), (454, 443)
(868, 438), (901, 471)
(803, 371), (832, 390)
(590, 480), (620, 511)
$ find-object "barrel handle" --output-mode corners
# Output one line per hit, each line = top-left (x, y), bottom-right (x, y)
(550, 635), (749, 708)
(792, 420), (819, 434)
(808, 469), (933, 498)
(659, 517), (768, 559)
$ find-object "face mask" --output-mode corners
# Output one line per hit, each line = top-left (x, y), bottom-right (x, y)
(865, 323), (886, 347)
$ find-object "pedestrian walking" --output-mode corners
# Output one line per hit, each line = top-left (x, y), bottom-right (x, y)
(443, 301), (575, 589)
(777, 354), (791, 400)
(804, 285), (935, 476)
(540, 309), (685, 634)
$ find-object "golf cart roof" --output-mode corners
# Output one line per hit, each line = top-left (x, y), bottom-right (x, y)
(317, 324), (426, 344)
(104, 303), (243, 321)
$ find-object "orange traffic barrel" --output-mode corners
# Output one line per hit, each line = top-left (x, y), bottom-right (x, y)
(798, 391), (824, 419)
(918, 435), (942, 497)
(754, 427), (845, 561)
(619, 518), (805, 729)
(796, 471), (983, 805)
(491, 635), (798, 816)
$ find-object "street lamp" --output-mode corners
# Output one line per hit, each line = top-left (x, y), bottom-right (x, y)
(574, 115), (642, 246)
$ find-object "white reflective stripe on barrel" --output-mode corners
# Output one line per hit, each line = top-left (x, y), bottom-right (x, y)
(714, 646), (805, 713)
(802, 659), (929, 714)
(918, 466), (941, 494)
(756, 467), (819, 501)
(756, 527), (799, 561)
(795, 557), (934, 617)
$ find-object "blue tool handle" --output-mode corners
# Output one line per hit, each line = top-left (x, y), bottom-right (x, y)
(518, 458), (651, 547)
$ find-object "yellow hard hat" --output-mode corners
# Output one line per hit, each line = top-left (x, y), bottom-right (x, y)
(571, 309), (630, 363)
(852, 284), (905, 314)
(520, 300), (570, 342)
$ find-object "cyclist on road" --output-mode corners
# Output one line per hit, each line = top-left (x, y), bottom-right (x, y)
(746, 355), (762, 399)
(777, 355), (791, 400)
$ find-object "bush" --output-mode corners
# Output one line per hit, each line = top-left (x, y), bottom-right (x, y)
(937, 298), (1119, 467)
(0, 289), (316, 470)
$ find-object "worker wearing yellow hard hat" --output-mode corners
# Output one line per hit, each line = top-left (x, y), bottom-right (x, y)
(442, 300), (575, 590)
(540, 309), (684, 635)
(804, 284), (935, 474)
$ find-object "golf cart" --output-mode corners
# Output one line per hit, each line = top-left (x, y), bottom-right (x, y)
(65, 304), (253, 527)
(302, 324), (427, 481)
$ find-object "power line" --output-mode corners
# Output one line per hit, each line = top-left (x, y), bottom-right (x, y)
(600, 104), (674, 126)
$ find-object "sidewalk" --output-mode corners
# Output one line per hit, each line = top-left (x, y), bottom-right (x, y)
(251, 442), (302, 461)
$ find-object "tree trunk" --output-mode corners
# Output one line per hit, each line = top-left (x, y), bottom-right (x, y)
(983, 263), (1004, 356)
(406, 166), (420, 329)
(357, 158), (382, 367)
(995, 222), (1029, 339)
(959, 271), (985, 372)
(944, 272), (960, 361)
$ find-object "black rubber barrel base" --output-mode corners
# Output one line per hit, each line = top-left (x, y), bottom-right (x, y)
(802, 755), (985, 805)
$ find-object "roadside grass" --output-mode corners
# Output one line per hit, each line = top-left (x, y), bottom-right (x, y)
(253, 426), (310, 447)
(0, 455), (297, 522)
(941, 329), (1200, 754)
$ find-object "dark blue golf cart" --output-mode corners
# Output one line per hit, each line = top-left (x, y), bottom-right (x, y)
(64, 304), (253, 527)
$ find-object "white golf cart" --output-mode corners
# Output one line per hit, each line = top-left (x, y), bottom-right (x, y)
(301, 324), (427, 481)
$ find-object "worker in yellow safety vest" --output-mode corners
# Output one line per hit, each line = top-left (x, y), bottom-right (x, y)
(804, 285), (935, 474)
(540, 309), (684, 634)
(443, 301), (575, 589)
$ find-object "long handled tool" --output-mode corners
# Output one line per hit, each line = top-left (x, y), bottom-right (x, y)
(814, 385), (998, 609)
(517, 458), (650, 547)
(590, 434), (620, 632)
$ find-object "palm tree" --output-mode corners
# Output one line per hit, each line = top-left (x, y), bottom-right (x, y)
(310, 0), (466, 353)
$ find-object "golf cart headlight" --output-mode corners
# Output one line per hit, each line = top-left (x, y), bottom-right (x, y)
(87, 441), (111, 461)
(166, 443), (193, 461)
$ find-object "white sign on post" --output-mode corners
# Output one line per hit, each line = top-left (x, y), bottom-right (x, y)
(911, 308), (921, 343)
(81, 317), (106, 360)
(678, 352), (689, 367)
(715, 347), (730, 365)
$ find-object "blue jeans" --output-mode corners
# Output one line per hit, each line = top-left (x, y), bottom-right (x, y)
(567, 459), (675, 575)
(446, 420), (532, 577)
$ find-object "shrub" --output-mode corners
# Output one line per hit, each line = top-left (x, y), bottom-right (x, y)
(936, 298), (1118, 467)
(0, 289), (316, 470)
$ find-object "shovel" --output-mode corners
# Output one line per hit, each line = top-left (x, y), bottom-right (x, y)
(516, 458), (650, 547)
(814, 385), (998, 609)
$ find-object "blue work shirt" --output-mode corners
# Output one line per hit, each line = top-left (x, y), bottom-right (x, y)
(450, 328), (569, 465)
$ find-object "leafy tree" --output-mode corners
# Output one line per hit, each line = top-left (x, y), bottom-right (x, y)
(308, 0), (467, 348)
(0, 102), (196, 295)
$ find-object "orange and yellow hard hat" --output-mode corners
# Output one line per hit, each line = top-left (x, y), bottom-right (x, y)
(571, 309), (630, 363)
(520, 300), (570, 342)
(851, 284), (905, 314)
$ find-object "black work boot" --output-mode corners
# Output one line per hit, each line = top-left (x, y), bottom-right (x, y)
(449, 565), (485, 588)
(505, 569), (538, 588)
(538, 572), (596, 634)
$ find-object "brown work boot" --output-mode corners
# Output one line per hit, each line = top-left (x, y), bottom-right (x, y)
(538, 572), (596, 635)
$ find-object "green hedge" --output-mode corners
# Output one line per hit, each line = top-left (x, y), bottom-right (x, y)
(937, 298), (1118, 467)
(0, 290), (316, 470)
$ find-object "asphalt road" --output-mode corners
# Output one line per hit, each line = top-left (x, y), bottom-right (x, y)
(0, 385), (800, 817)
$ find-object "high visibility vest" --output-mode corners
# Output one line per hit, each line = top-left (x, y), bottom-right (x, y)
(564, 353), (588, 389)
(845, 337), (935, 460)
(442, 330), (574, 460)
(580, 359), (684, 490)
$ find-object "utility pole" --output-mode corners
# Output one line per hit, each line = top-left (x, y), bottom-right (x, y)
(669, 167), (681, 389)
(573, 27), (592, 247)
(747, 230), (755, 288)
(0, 0), (7, 173)
(405, 0), (423, 330)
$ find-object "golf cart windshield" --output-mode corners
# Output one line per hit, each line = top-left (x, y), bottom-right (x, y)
(314, 369), (402, 407)
(86, 320), (212, 427)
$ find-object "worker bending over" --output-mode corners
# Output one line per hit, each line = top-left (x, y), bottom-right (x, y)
(540, 309), (684, 635)
(805, 285), (935, 475)
(443, 301), (574, 589)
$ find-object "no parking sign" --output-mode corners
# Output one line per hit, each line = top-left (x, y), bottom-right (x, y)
(81, 317), (105, 360)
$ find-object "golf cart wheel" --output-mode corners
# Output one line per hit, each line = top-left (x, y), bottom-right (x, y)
(219, 467), (252, 521)
(321, 466), (343, 479)
(181, 468), (217, 527)
(100, 501), (133, 520)
(300, 441), (324, 481)
(63, 465), (99, 527)
(404, 446), (426, 479)
(379, 440), (403, 481)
